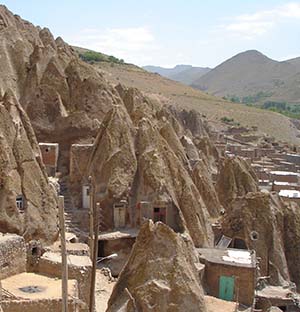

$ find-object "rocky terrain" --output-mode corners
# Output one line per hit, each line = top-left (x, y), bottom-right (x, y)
(0, 89), (58, 243)
(87, 84), (214, 247)
(1, 4), (300, 312)
(107, 221), (207, 312)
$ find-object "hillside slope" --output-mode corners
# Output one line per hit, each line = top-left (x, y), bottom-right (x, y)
(192, 50), (300, 104)
(91, 60), (300, 144)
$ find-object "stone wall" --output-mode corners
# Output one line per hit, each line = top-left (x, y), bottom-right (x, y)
(37, 252), (91, 311)
(1, 299), (79, 312)
(0, 234), (26, 279)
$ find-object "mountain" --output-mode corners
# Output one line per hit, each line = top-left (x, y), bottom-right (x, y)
(143, 64), (211, 85)
(192, 50), (300, 104)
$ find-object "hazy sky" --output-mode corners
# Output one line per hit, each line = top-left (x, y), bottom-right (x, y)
(2, 0), (300, 67)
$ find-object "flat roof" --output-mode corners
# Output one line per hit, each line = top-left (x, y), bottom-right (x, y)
(270, 171), (299, 176)
(41, 252), (92, 267)
(198, 248), (256, 268)
(274, 181), (298, 186)
(2, 272), (77, 300)
(256, 285), (294, 302)
(279, 190), (300, 198)
(38, 143), (58, 146)
(98, 229), (138, 241)
(71, 144), (93, 147)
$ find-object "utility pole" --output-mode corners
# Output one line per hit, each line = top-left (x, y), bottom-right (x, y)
(58, 195), (68, 312)
(88, 176), (94, 257)
(89, 202), (100, 312)
(0, 280), (3, 312)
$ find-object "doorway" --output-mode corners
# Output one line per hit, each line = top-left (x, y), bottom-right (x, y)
(219, 276), (235, 301)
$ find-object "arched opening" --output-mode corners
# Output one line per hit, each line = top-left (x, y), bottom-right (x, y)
(32, 247), (38, 256)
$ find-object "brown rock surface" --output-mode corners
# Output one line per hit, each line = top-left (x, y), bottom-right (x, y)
(106, 221), (207, 312)
(85, 86), (214, 247)
(88, 105), (137, 230)
(192, 159), (222, 217)
(283, 202), (300, 291)
(221, 192), (290, 285)
(0, 90), (58, 243)
(217, 156), (258, 208)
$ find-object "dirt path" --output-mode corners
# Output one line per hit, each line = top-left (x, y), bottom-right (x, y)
(95, 270), (116, 312)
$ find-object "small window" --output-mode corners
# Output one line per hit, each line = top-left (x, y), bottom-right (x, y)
(153, 207), (166, 223)
(32, 247), (38, 256)
(86, 187), (90, 196)
(45, 147), (50, 152)
(16, 195), (25, 212)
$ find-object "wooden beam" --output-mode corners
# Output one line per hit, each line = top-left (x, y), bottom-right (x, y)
(88, 176), (94, 257)
(0, 280), (3, 312)
(89, 202), (100, 312)
(58, 195), (68, 312)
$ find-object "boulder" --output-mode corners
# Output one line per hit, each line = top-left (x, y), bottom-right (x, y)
(106, 221), (207, 312)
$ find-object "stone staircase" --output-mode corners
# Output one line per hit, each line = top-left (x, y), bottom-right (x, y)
(59, 180), (83, 238)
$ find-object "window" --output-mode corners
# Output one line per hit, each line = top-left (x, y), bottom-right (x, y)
(16, 195), (25, 212)
(153, 207), (166, 223)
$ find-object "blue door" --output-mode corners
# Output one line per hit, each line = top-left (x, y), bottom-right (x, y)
(219, 276), (235, 301)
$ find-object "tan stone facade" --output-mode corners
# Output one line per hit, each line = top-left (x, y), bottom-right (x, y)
(0, 234), (26, 280)
(39, 143), (59, 177)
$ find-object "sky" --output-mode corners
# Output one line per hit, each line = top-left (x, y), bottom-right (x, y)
(1, 0), (300, 67)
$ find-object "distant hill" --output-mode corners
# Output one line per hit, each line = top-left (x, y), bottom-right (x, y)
(191, 50), (300, 105)
(143, 65), (211, 85)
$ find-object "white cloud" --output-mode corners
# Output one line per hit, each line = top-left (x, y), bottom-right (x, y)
(221, 2), (300, 39)
(66, 26), (159, 65)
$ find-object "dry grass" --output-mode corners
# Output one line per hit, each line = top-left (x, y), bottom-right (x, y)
(94, 62), (300, 145)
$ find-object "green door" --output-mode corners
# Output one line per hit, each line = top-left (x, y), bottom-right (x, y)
(219, 276), (235, 301)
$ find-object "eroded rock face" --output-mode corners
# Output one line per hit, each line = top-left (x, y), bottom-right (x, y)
(192, 159), (222, 218)
(283, 202), (300, 291)
(135, 116), (213, 247)
(106, 221), (207, 312)
(216, 156), (258, 208)
(0, 91), (58, 243)
(221, 192), (289, 286)
(85, 86), (215, 247)
(88, 105), (137, 230)
(0, 6), (124, 175)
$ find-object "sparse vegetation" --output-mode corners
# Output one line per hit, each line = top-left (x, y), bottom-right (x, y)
(223, 93), (300, 119)
(224, 91), (272, 105)
(220, 116), (240, 126)
(79, 50), (125, 64)
(262, 101), (300, 119)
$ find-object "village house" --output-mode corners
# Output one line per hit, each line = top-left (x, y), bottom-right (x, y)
(39, 143), (59, 177)
(198, 247), (256, 307)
